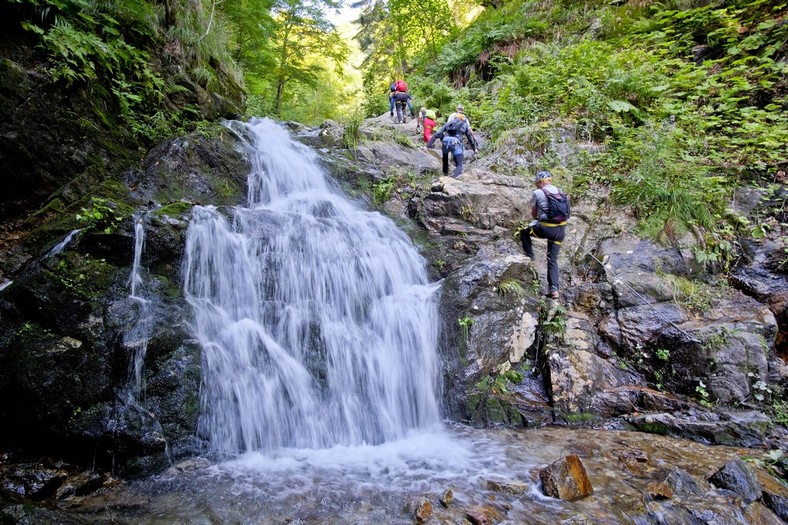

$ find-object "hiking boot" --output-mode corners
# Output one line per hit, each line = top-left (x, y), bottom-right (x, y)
(548, 291), (559, 299)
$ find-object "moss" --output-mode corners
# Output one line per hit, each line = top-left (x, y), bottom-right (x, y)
(635, 422), (671, 435)
(45, 253), (116, 304)
(560, 412), (599, 424)
(28, 198), (67, 221)
(153, 201), (194, 219)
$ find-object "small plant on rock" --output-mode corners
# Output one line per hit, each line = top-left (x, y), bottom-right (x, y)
(695, 380), (713, 408)
(76, 197), (123, 234)
(372, 177), (395, 205)
(498, 279), (526, 299)
(458, 316), (474, 341)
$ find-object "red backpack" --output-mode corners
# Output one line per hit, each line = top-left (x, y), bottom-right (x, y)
(395, 80), (407, 92)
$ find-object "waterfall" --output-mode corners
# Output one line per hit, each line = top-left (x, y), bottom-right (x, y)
(124, 215), (151, 399)
(183, 118), (442, 456)
(45, 228), (83, 258)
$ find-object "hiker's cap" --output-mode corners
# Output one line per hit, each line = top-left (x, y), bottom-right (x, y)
(456, 105), (465, 112)
(534, 171), (552, 183)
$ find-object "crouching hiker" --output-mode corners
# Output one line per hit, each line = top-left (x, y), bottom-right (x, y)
(520, 171), (571, 300)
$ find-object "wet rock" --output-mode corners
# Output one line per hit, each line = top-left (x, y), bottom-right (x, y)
(623, 411), (770, 448)
(761, 491), (788, 522)
(0, 504), (94, 525)
(413, 496), (432, 523)
(439, 488), (453, 507)
(756, 470), (788, 522)
(646, 480), (673, 500)
(55, 471), (106, 499)
(485, 478), (528, 495)
(665, 468), (704, 496)
(0, 465), (66, 500)
(465, 505), (501, 525)
(730, 238), (788, 357)
(316, 120), (345, 148)
(538, 454), (594, 501)
(615, 449), (659, 478)
(130, 128), (249, 207)
(707, 458), (762, 503)
(545, 314), (639, 415)
(744, 501), (784, 525)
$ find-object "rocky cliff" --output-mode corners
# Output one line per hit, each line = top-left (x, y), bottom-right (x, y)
(0, 113), (785, 485)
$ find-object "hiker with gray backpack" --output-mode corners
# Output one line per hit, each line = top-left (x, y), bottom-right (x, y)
(426, 111), (477, 177)
(520, 170), (571, 300)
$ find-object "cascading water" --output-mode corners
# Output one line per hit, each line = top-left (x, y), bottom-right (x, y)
(45, 228), (83, 258)
(124, 215), (152, 400)
(52, 120), (766, 525)
(183, 118), (442, 456)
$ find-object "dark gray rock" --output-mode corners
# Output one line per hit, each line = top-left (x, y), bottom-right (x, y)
(707, 459), (762, 503)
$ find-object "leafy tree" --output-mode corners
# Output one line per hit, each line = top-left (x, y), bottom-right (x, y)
(268, 0), (349, 115)
(353, 0), (456, 116)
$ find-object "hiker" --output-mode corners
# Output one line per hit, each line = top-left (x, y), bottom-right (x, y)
(416, 108), (438, 143)
(426, 112), (477, 177)
(393, 90), (414, 123)
(519, 171), (571, 300)
(447, 104), (472, 131)
(388, 81), (397, 117)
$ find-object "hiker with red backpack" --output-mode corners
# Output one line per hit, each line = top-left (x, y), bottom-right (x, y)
(519, 171), (571, 300)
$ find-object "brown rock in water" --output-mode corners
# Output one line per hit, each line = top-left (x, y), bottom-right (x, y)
(465, 506), (494, 525)
(413, 496), (432, 523)
(646, 481), (673, 500)
(439, 488), (453, 507)
(539, 454), (594, 501)
(486, 478), (528, 495)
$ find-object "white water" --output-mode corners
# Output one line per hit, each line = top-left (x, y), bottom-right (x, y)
(124, 215), (152, 399)
(45, 228), (83, 258)
(183, 118), (442, 457)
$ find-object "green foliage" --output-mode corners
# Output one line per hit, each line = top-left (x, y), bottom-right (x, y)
(343, 117), (362, 150)
(744, 448), (787, 483)
(408, 0), (786, 243)
(541, 303), (567, 339)
(605, 125), (732, 238)
(561, 412), (598, 424)
(474, 368), (523, 396)
(458, 316), (474, 340)
(75, 197), (123, 234)
(655, 348), (670, 362)
(17, 0), (169, 139)
(695, 380), (713, 407)
(497, 279), (526, 299)
(773, 399), (788, 426)
(372, 177), (395, 205)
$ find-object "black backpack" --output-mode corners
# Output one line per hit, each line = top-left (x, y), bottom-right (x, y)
(543, 189), (570, 222)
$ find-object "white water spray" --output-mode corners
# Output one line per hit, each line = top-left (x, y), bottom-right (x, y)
(45, 228), (83, 258)
(125, 215), (152, 399)
(183, 118), (442, 456)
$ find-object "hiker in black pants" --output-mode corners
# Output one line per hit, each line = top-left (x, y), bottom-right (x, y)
(426, 113), (477, 178)
(520, 171), (570, 299)
(393, 91), (413, 123)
